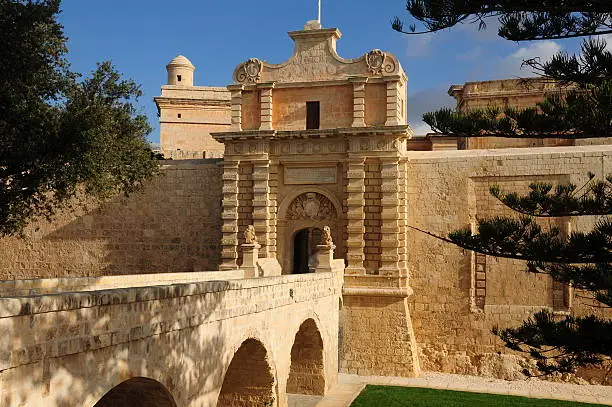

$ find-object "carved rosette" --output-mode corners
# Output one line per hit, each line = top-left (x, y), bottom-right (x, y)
(233, 58), (263, 84)
(365, 49), (396, 75)
(286, 192), (337, 221)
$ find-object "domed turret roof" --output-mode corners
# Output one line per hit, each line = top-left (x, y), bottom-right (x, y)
(167, 55), (194, 69)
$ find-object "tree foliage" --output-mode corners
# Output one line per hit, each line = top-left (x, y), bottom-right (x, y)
(398, 0), (612, 376)
(0, 0), (159, 236)
(393, 0), (612, 40)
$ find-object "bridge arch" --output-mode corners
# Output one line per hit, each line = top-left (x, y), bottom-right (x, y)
(286, 317), (326, 395)
(93, 377), (177, 407)
(217, 337), (277, 406)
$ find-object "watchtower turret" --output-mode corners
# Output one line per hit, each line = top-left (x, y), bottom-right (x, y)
(166, 55), (195, 86)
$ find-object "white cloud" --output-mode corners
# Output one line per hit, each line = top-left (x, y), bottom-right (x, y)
(497, 40), (562, 77)
(456, 46), (483, 61)
(408, 86), (456, 136)
(601, 34), (612, 52)
(456, 17), (502, 42)
(405, 34), (435, 57)
(411, 122), (434, 135)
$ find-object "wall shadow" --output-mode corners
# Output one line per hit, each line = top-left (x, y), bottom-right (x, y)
(0, 160), (223, 279)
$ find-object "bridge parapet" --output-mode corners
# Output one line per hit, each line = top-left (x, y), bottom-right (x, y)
(0, 265), (344, 407)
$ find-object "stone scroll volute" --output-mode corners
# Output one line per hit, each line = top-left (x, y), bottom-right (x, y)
(233, 58), (263, 84)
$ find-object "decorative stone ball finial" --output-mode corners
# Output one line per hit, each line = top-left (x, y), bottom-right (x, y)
(244, 225), (258, 244)
(321, 225), (333, 246)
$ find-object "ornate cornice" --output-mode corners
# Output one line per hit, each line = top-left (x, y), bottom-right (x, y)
(211, 125), (411, 142)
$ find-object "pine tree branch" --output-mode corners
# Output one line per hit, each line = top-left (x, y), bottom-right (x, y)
(395, 1), (612, 41)
(494, 310), (612, 374)
(490, 176), (612, 217)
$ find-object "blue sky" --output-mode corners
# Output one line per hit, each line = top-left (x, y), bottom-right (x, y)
(58, 0), (585, 141)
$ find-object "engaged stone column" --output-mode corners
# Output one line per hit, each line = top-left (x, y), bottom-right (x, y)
(267, 159), (279, 257)
(345, 156), (366, 274)
(252, 160), (271, 257)
(379, 157), (402, 275)
(349, 77), (367, 127)
(228, 84), (244, 131)
(220, 160), (240, 270)
(241, 225), (260, 277)
(259, 82), (274, 131)
(384, 78), (401, 126)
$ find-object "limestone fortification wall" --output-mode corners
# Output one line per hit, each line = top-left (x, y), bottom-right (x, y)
(2, 144), (612, 381)
(406, 145), (612, 378)
(0, 160), (223, 280)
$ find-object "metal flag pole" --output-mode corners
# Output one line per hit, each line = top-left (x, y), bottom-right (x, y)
(318, 0), (321, 25)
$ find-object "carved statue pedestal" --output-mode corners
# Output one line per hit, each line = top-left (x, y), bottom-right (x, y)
(314, 244), (335, 273)
(241, 243), (260, 278)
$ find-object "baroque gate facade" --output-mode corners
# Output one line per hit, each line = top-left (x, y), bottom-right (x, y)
(212, 20), (420, 376)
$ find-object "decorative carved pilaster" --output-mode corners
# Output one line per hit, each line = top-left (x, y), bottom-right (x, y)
(227, 84), (244, 131)
(349, 77), (367, 127)
(220, 160), (240, 270)
(554, 217), (573, 312)
(379, 158), (402, 275)
(252, 160), (271, 257)
(258, 82), (274, 131)
(345, 156), (366, 274)
(267, 160), (279, 258)
(385, 78), (401, 126)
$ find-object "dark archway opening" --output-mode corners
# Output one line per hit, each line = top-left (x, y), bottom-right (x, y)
(287, 318), (325, 396)
(217, 338), (276, 407)
(93, 377), (177, 407)
(292, 228), (322, 274)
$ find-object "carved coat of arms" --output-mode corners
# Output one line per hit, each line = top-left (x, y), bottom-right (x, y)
(286, 192), (337, 221)
(302, 193), (320, 218)
(366, 49), (386, 75)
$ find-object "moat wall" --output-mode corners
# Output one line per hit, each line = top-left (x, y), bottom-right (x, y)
(0, 160), (223, 279)
(406, 146), (612, 380)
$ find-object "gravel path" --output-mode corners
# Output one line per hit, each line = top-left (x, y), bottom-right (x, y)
(314, 372), (612, 406)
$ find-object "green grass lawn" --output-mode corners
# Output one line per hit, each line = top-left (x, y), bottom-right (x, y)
(350, 385), (607, 407)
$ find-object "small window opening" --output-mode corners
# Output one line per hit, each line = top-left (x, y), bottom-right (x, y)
(306, 101), (320, 130)
(177, 74), (182, 82)
(177, 113), (182, 118)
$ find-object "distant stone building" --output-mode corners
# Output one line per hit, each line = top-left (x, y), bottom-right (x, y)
(154, 56), (231, 159)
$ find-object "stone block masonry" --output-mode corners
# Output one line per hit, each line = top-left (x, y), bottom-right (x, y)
(406, 145), (612, 378)
(0, 160), (223, 279)
(0, 269), (343, 407)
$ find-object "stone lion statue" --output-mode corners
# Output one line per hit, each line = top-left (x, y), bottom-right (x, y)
(321, 225), (333, 246)
(243, 225), (257, 244)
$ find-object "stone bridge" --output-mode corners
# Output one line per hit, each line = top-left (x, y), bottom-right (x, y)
(0, 264), (344, 407)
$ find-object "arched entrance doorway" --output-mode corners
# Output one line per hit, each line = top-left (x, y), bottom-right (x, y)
(278, 191), (341, 273)
(287, 318), (325, 395)
(292, 227), (323, 274)
(93, 377), (177, 407)
(217, 338), (276, 406)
